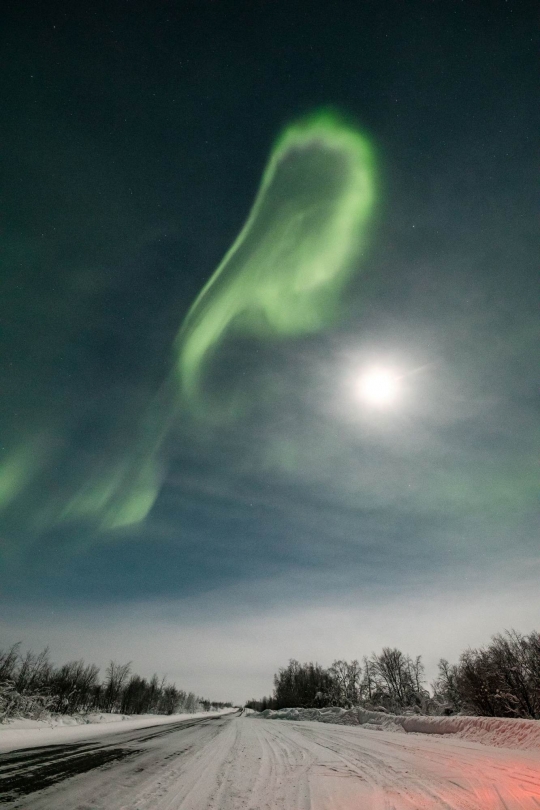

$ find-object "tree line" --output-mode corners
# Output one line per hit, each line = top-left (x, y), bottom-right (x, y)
(0, 643), (232, 721)
(246, 630), (540, 720)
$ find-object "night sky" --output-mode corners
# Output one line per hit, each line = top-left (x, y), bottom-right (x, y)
(1, 1), (539, 702)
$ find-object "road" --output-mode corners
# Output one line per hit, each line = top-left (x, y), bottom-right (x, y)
(1, 712), (540, 808)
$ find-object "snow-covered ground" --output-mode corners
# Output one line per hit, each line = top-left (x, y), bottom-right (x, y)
(258, 705), (540, 751)
(2, 712), (540, 808)
(0, 709), (235, 753)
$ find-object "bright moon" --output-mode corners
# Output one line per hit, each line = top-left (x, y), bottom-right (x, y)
(358, 368), (399, 406)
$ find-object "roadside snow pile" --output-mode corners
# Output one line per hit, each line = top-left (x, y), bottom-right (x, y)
(0, 709), (236, 753)
(402, 714), (540, 750)
(257, 707), (540, 751)
(259, 706), (404, 732)
(1, 711), (150, 731)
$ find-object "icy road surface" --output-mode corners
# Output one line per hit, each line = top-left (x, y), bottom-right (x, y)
(1, 712), (540, 808)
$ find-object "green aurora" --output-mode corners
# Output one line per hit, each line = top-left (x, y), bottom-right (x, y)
(177, 112), (376, 401)
(0, 112), (376, 533)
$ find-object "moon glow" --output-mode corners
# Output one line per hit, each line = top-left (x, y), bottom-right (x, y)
(358, 368), (399, 406)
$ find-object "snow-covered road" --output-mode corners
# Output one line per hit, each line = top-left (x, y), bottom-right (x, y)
(2, 712), (540, 808)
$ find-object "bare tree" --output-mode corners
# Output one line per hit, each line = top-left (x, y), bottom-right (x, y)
(0, 644), (218, 721)
(456, 631), (540, 719)
(369, 648), (427, 711)
(50, 660), (100, 713)
(184, 692), (200, 713)
(15, 648), (52, 695)
(0, 643), (20, 682)
(273, 660), (333, 709)
(361, 656), (376, 702)
(102, 661), (131, 713)
(432, 658), (461, 713)
(328, 660), (362, 707)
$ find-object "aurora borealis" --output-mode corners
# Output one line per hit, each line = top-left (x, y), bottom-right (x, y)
(0, 111), (376, 532)
(0, 1), (538, 701)
(177, 112), (375, 401)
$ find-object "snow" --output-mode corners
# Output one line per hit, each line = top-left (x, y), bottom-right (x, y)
(0, 709), (235, 753)
(6, 713), (540, 809)
(257, 705), (540, 750)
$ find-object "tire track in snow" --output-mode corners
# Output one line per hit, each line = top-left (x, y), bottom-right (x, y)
(2, 714), (540, 808)
(282, 719), (540, 809)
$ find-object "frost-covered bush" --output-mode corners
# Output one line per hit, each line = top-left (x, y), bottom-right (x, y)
(455, 631), (540, 719)
(0, 642), (222, 722)
(250, 629), (540, 720)
(0, 680), (53, 721)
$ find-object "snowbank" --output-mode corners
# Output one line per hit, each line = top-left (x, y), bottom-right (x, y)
(256, 706), (540, 751)
(0, 709), (236, 753)
(1, 711), (155, 731)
